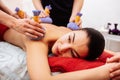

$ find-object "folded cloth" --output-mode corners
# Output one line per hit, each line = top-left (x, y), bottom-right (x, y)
(48, 51), (113, 72)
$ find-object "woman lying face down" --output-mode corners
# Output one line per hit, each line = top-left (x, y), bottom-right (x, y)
(4, 23), (113, 80)
(4, 23), (105, 60)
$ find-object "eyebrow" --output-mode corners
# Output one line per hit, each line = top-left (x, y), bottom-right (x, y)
(72, 33), (80, 58)
(72, 33), (75, 42)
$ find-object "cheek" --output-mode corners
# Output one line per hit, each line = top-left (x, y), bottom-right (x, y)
(58, 50), (72, 58)
(80, 52), (88, 58)
(52, 40), (61, 54)
(78, 46), (89, 58)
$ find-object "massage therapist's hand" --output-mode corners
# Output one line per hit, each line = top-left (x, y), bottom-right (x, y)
(39, 10), (49, 18)
(107, 52), (120, 80)
(11, 12), (29, 19)
(10, 13), (20, 19)
(107, 53), (120, 63)
(69, 15), (82, 28)
(12, 19), (45, 39)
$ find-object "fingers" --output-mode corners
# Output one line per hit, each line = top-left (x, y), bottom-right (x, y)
(23, 27), (44, 39)
(112, 76), (120, 80)
(69, 16), (82, 28)
(26, 22), (45, 34)
(77, 20), (82, 28)
(107, 54), (120, 80)
(21, 19), (45, 39)
(11, 13), (20, 19)
(20, 26), (44, 39)
(25, 31), (43, 39)
(39, 11), (48, 18)
(14, 15), (20, 19)
(25, 25), (44, 36)
(110, 63), (120, 79)
(79, 23), (82, 28)
(107, 55), (120, 63)
(25, 32), (38, 39)
(110, 63), (120, 72)
(110, 69), (120, 78)
(23, 12), (28, 18)
(69, 17), (75, 22)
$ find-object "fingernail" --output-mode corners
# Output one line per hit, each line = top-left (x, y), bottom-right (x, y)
(35, 36), (38, 38)
(109, 68), (113, 72)
(110, 73), (114, 78)
(42, 27), (46, 33)
(41, 34), (44, 36)
(42, 27), (46, 31)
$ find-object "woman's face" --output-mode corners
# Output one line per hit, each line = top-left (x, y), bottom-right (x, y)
(52, 30), (90, 58)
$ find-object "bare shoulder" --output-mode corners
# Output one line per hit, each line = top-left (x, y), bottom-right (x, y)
(40, 23), (71, 36)
(40, 23), (71, 42)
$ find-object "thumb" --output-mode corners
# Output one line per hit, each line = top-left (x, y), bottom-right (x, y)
(69, 17), (75, 22)
(106, 58), (110, 63)
(107, 56), (120, 63)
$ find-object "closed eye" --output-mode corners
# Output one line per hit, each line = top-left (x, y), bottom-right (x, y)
(71, 50), (80, 58)
(71, 50), (77, 58)
(68, 35), (71, 43)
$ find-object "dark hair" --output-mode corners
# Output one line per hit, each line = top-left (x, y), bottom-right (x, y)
(81, 28), (105, 60)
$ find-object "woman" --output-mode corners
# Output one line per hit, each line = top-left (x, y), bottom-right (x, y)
(3, 23), (119, 80)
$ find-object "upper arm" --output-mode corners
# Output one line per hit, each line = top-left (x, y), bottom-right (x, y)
(4, 28), (52, 79)
(25, 41), (52, 80)
(4, 29), (26, 50)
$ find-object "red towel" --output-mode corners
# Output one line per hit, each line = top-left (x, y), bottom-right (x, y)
(0, 24), (9, 41)
(48, 51), (113, 72)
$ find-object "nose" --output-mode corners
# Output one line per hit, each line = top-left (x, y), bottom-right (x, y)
(59, 43), (71, 53)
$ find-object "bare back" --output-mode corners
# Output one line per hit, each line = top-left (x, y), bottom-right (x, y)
(3, 23), (71, 50)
